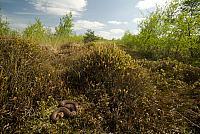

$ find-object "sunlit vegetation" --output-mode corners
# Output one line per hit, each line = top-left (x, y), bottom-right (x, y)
(121, 0), (200, 66)
(83, 29), (101, 43)
(0, 0), (199, 133)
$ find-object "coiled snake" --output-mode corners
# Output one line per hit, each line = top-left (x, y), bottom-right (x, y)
(50, 100), (78, 123)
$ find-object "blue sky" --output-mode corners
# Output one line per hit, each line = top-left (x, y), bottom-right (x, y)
(0, 0), (168, 39)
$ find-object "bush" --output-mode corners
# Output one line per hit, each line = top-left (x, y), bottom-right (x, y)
(137, 58), (200, 133)
(63, 44), (154, 133)
(64, 44), (146, 94)
(121, 31), (139, 49)
(83, 29), (99, 44)
(23, 18), (49, 44)
(0, 37), (64, 133)
(0, 14), (18, 36)
(137, 58), (200, 85)
(55, 12), (73, 37)
(64, 49), (200, 133)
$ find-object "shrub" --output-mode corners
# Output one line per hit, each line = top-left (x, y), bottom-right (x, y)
(1, 36), (199, 133)
(137, 58), (200, 133)
(121, 31), (139, 49)
(137, 58), (200, 85)
(0, 13), (17, 36)
(64, 44), (145, 93)
(63, 44), (154, 133)
(0, 17), (10, 35)
(83, 29), (99, 43)
(23, 18), (49, 44)
(0, 37), (64, 133)
(55, 12), (73, 37)
(64, 49), (200, 133)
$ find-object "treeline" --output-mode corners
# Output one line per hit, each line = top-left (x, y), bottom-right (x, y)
(121, 0), (200, 66)
(0, 11), (102, 46)
(0, 12), (85, 46)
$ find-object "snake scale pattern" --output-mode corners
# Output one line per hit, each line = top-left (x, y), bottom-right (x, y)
(50, 100), (78, 123)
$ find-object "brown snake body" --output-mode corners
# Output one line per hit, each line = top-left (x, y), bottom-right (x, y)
(59, 100), (78, 112)
(50, 100), (78, 123)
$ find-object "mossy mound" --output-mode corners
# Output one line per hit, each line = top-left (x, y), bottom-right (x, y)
(64, 44), (145, 91)
(63, 44), (155, 133)
(138, 58), (200, 84)
(137, 58), (200, 133)
(0, 37), (64, 133)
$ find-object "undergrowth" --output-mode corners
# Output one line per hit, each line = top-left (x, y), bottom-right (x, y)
(0, 37), (199, 133)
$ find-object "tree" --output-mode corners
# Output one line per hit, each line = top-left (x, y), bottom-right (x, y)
(55, 12), (73, 37)
(121, 31), (139, 49)
(83, 29), (99, 43)
(0, 9), (11, 35)
(181, 0), (200, 17)
(23, 18), (47, 41)
(135, 0), (200, 61)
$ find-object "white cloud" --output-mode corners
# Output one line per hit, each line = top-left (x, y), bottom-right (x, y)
(47, 26), (56, 33)
(110, 29), (125, 34)
(14, 12), (44, 15)
(108, 21), (128, 25)
(97, 29), (125, 39)
(132, 29), (139, 35)
(1, 14), (8, 22)
(0, 14), (27, 30)
(10, 23), (28, 30)
(27, 0), (87, 16)
(132, 17), (146, 24)
(97, 31), (111, 39)
(136, 0), (168, 10)
(74, 20), (105, 30)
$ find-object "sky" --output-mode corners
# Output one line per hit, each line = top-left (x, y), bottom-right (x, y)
(0, 0), (169, 39)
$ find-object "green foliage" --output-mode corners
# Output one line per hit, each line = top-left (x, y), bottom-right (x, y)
(20, 13), (78, 46)
(180, 0), (200, 16)
(0, 16), (10, 35)
(121, 31), (139, 49)
(0, 10), (17, 36)
(50, 35), (84, 47)
(83, 29), (99, 43)
(55, 12), (73, 37)
(121, 0), (200, 65)
(23, 18), (49, 43)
